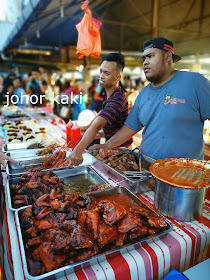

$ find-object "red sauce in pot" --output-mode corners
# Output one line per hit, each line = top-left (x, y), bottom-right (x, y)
(150, 158), (210, 189)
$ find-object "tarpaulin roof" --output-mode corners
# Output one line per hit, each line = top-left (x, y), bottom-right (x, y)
(2, 0), (210, 58)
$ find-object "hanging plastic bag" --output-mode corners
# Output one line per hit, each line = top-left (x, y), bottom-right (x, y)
(76, 1), (102, 59)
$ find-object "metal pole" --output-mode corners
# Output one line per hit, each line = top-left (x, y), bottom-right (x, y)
(152, 0), (160, 38)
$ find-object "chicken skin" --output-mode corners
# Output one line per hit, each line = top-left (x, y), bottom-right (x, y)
(99, 200), (126, 226)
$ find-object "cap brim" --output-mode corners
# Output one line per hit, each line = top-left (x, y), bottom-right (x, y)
(173, 54), (181, 62)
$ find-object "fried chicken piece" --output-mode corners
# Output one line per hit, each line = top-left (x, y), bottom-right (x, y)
(86, 210), (100, 239)
(28, 235), (44, 246)
(76, 243), (98, 262)
(75, 194), (92, 208)
(35, 194), (50, 207)
(147, 216), (168, 229)
(31, 248), (41, 262)
(38, 242), (66, 272)
(35, 220), (52, 231)
(148, 228), (160, 236)
(77, 209), (88, 224)
(97, 222), (117, 247)
(65, 205), (78, 220)
(48, 213), (66, 224)
(44, 228), (70, 251)
(129, 225), (148, 239)
(98, 149), (109, 158)
(13, 194), (29, 207)
(20, 207), (33, 230)
(26, 226), (38, 238)
(78, 209), (100, 239)
(118, 213), (140, 233)
(99, 200), (126, 226)
(95, 154), (108, 163)
(130, 206), (150, 217)
(67, 223), (93, 250)
(36, 207), (53, 219)
(116, 232), (127, 247)
(28, 228), (70, 252)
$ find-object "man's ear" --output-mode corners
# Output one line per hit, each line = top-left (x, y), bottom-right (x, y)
(116, 73), (121, 82)
(166, 51), (173, 62)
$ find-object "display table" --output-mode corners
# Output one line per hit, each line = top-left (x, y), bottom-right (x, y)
(0, 108), (209, 280)
(0, 162), (209, 280)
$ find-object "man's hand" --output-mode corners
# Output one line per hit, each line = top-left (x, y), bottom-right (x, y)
(0, 153), (17, 169)
(68, 150), (83, 166)
(88, 144), (105, 151)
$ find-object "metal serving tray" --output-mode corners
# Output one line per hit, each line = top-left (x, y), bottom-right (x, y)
(90, 148), (155, 194)
(5, 148), (54, 159)
(2, 141), (41, 152)
(6, 166), (109, 211)
(6, 151), (72, 176)
(6, 156), (47, 176)
(14, 186), (173, 280)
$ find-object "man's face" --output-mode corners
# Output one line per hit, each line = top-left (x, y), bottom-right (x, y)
(14, 79), (21, 89)
(99, 61), (120, 88)
(32, 71), (40, 81)
(142, 48), (167, 83)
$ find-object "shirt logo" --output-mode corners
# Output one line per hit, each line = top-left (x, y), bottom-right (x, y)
(164, 94), (185, 105)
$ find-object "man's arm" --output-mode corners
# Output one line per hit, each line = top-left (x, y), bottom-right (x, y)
(68, 116), (107, 166)
(0, 152), (17, 169)
(88, 125), (138, 151)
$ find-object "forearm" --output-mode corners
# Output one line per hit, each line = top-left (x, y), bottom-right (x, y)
(104, 125), (137, 148)
(74, 124), (101, 153)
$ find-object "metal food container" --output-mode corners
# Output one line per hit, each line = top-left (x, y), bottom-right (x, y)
(6, 153), (71, 176)
(5, 148), (54, 159)
(150, 158), (210, 222)
(90, 148), (155, 194)
(6, 156), (47, 176)
(2, 141), (41, 152)
(15, 186), (173, 280)
(6, 166), (109, 211)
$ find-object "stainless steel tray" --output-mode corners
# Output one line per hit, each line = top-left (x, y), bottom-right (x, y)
(5, 148), (54, 159)
(2, 141), (42, 152)
(15, 186), (173, 280)
(6, 166), (109, 211)
(90, 148), (155, 194)
(6, 156), (46, 176)
(6, 153), (71, 176)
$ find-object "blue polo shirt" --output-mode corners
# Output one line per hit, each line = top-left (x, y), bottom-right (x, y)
(125, 71), (210, 160)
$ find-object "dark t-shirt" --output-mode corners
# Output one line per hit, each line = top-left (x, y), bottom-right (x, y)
(99, 86), (132, 147)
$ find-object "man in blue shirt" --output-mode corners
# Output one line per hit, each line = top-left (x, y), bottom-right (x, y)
(89, 37), (210, 160)
(13, 76), (27, 107)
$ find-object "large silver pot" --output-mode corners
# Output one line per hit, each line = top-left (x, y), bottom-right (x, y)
(154, 179), (207, 221)
(150, 158), (210, 222)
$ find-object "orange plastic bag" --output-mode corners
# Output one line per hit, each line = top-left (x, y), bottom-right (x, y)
(76, 5), (102, 59)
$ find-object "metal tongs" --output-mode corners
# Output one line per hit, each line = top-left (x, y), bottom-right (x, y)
(120, 147), (152, 180)
(112, 146), (141, 163)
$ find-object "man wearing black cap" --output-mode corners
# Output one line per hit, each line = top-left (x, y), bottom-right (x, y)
(89, 37), (210, 160)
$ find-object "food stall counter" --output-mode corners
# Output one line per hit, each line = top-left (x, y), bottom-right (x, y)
(0, 107), (209, 280)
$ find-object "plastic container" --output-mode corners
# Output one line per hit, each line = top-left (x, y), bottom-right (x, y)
(71, 123), (81, 150)
(66, 120), (73, 147)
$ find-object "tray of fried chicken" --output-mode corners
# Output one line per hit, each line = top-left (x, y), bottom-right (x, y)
(6, 166), (110, 210)
(6, 149), (70, 176)
(90, 148), (155, 193)
(93, 148), (139, 172)
(15, 186), (172, 279)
